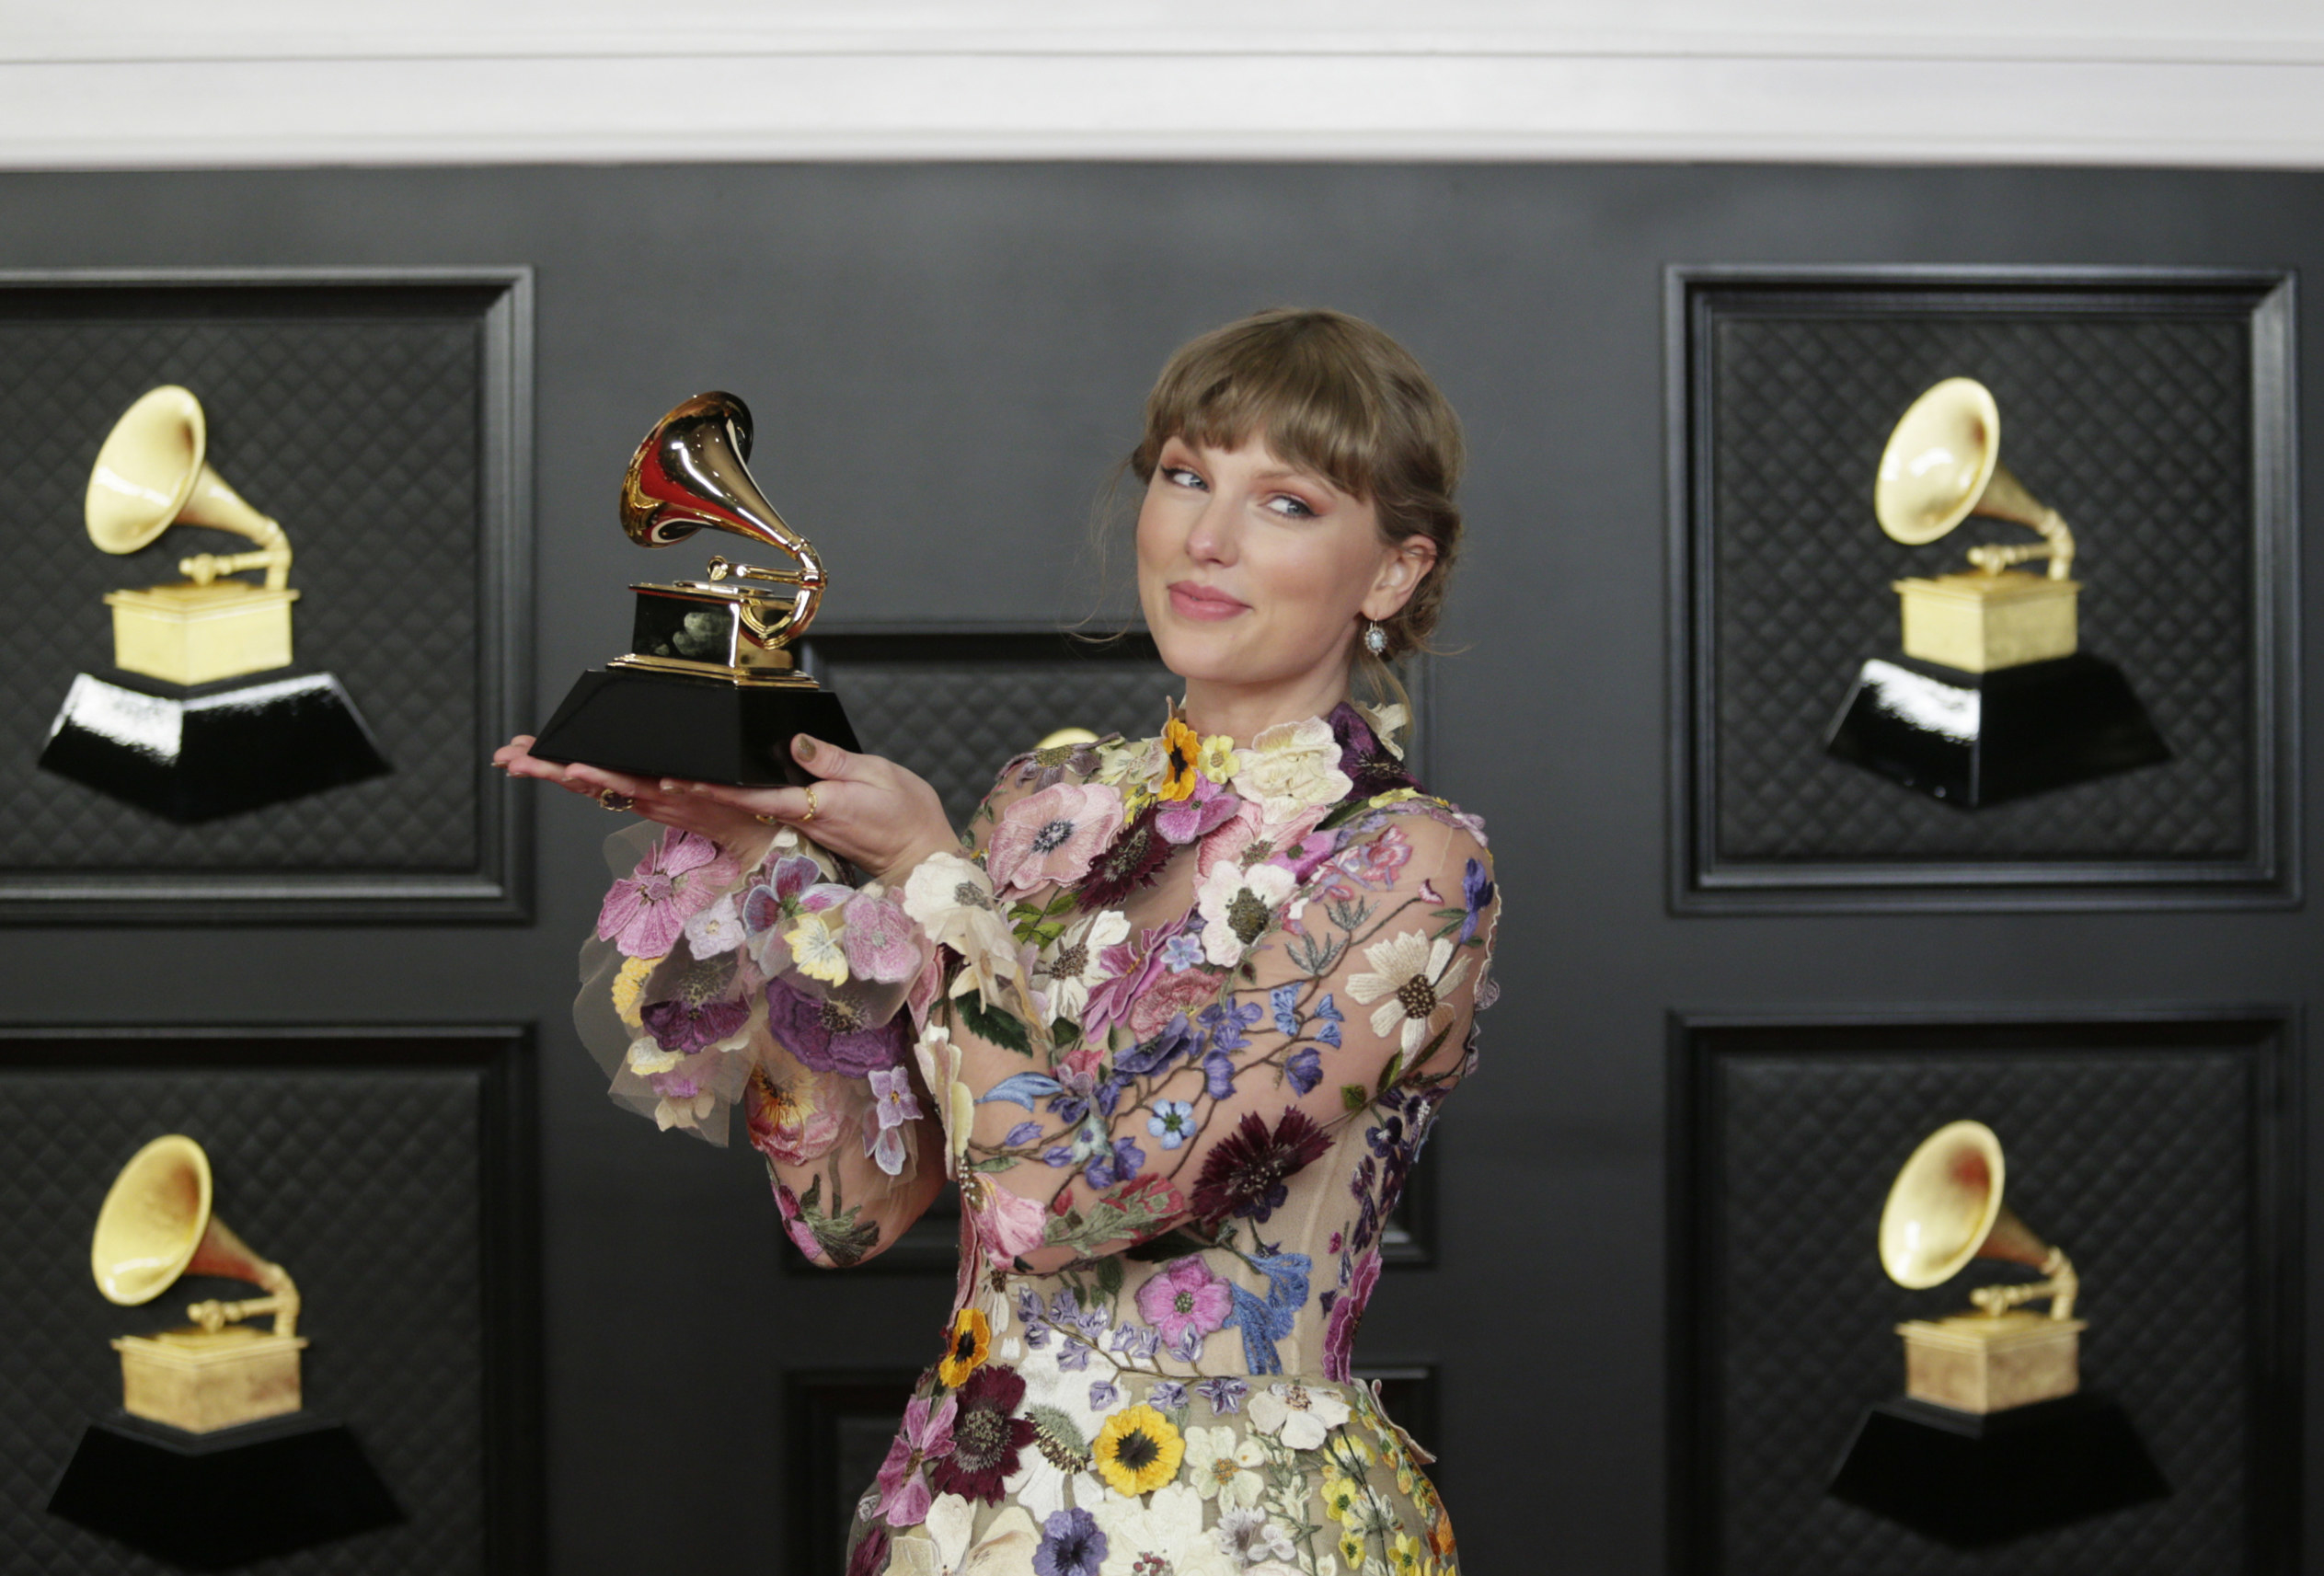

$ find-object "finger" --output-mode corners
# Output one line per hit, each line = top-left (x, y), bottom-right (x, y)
(563, 763), (658, 800)
(789, 733), (859, 782)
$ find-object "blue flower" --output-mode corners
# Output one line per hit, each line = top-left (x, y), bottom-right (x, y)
(1148, 1380), (1188, 1410)
(1160, 933), (1205, 972)
(1315, 992), (1344, 1049)
(1005, 1122), (1042, 1147)
(1035, 1507), (1107, 1576)
(1269, 982), (1302, 1039)
(1195, 1376), (1249, 1415)
(1286, 1046), (1322, 1095)
(1084, 1136), (1145, 1190)
(1147, 1099), (1196, 1148)
(1110, 1323), (1159, 1361)
(1114, 1014), (1199, 1078)
(1200, 999), (1264, 1054)
(1041, 1145), (1079, 1169)
(1202, 1046), (1238, 1100)
(1087, 1380), (1121, 1411)
(1460, 857), (1495, 944)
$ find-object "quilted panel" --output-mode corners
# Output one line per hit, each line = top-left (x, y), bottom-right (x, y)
(0, 286), (489, 874)
(0, 1050), (501, 1575)
(1698, 301), (2257, 863)
(1696, 1034), (2271, 1575)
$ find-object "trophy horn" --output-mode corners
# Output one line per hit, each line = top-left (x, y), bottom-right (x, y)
(85, 386), (293, 591)
(1874, 377), (2075, 580)
(1878, 1119), (2077, 1320)
(91, 1134), (300, 1339)
(620, 391), (826, 632)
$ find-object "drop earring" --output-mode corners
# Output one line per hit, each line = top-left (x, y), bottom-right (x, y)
(1363, 621), (1389, 656)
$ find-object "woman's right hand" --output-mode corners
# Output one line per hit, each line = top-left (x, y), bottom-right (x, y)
(491, 735), (774, 848)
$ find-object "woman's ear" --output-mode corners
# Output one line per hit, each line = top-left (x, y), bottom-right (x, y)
(1362, 535), (1439, 621)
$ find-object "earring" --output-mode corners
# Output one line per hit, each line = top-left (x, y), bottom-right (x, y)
(1363, 621), (1389, 656)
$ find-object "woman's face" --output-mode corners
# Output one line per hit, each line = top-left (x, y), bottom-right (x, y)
(1135, 433), (1430, 716)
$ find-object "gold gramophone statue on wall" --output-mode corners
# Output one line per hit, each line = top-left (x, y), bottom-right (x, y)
(529, 390), (858, 785)
(38, 386), (391, 822)
(1824, 378), (2169, 808)
(1878, 1120), (2083, 1414)
(90, 1134), (305, 1433)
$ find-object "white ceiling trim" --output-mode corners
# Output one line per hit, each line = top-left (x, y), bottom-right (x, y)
(2, 48), (2321, 169)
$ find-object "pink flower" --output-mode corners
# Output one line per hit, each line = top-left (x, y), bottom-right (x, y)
(1080, 924), (1173, 1043)
(1156, 779), (1243, 846)
(1322, 1247), (1383, 1382)
(986, 782), (1122, 896)
(1194, 800), (1331, 881)
(969, 1177), (1050, 1266)
(773, 1182), (823, 1260)
(875, 1393), (958, 1527)
(596, 830), (741, 957)
(1134, 1255), (1231, 1350)
(1317, 825), (1412, 902)
(1128, 967), (1219, 1042)
(841, 890), (922, 983)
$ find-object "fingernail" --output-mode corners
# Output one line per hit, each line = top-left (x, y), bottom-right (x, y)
(794, 734), (818, 762)
(660, 779), (682, 794)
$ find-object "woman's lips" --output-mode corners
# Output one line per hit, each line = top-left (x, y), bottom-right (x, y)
(1168, 581), (1248, 621)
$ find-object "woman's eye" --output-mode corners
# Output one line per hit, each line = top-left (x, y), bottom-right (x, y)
(1164, 466), (1206, 490)
(1265, 494), (1317, 520)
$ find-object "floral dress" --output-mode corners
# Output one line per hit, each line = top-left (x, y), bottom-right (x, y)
(574, 701), (1498, 1576)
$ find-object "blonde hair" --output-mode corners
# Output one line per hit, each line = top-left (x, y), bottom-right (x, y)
(1127, 307), (1465, 712)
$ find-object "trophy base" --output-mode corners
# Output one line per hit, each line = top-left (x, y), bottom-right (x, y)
(1823, 651), (2169, 810)
(530, 666), (859, 787)
(38, 667), (393, 823)
(48, 1409), (399, 1570)
(1827, 1392), (2169, 1547)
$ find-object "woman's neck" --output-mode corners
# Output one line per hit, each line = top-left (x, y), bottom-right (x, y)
(1178, 671), (1351, 746)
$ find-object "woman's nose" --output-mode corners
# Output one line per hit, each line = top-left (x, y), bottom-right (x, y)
(1185, 499), (1236, 565)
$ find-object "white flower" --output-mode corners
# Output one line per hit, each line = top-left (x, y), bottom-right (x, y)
(1093, 734), (1161, 789)
(1247, 1381), (1351, 1451)
(652, 1087), (717, 1132)
(625, 1037), (682, 1076)
(1094, 1484), (1238, 1576)
(1355, 702), (1409, 761)
(1004, 1345), (1110, 1523)
(1194, 860), (1298, 968)
(903, 851), (1028, 1017)
(887, 1494), (1041, 1576)
(1183, 1426), (1266, 1510)
(1229, 716), (1352, 825)
(913, 1023), (976, 1176)
(1039, 909), (1129, 1022)
(786, 911), (850, 985)
(1345, 930), (1472, 1056)
(681, 891), (745, 956)
(1214, 1505), (1300, 1568)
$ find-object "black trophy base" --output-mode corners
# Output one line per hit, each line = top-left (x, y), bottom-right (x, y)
(47, 1409), (400, 1570)
(530, 666), (860, 788)
(1824, 650), (2169, 810)
(39, 666), (393, 823)
(1828, 1392), (2169, 1547)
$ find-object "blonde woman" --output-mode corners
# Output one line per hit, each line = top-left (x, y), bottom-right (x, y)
(500, 308), (1497, 1575)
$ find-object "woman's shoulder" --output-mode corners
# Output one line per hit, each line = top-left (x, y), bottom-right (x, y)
(1317, 788), (1492, 887)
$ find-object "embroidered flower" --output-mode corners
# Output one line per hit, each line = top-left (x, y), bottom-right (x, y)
(1156, 778), (1244, 846)
(1034, 1506), (1107, 1576)
(646, 1068), (717, 1132)
(610, 954), (661, 1028)
(843, 888), (924, 983)
(1145, 1099), (1196, 1149)
(1157, 715), (1202, 802)
(1075, 803), (1171, 911)
(1346, 930), (1472, 1055)
(1214, 1504), (1298, 1566)
(1229, 717), (1352, 826)
(1317, 825), (1413, 902)
(744, 1064), (844, 1167)
(1194, 1376), (1248, 1416)
(597, 829), (742, 957)
(904, 852), (1027, 1015)
(1095, 1483), (1239, 1576)
(681, 891), (745, 957)
(1183, 1426), (1266, 1511)
(1039, 908), (1130, 1024)
(989, 782), (1125, 897)
(1194, 859), (1297, 968)
(1329, 701), (1420, 800)
(1090, 1403), (1183, 1496)
(863, 1064), (924, 1175)
(1191, 1110), (1332, 1229)
(1133, 1255), (1230, 1349)
(887, 1495), (1040, 1576)
(1126, 967), (1219, 1043)
(742, 851), (853, 975)
(1248, 1380), (1351, 1451)
(1196, 733), (1240, 783)
(938, 1306), (993, 1388)
(639, 951), (754, 1054)
(876, 1393), (959, 1527)
(787, 910), (852, 985)
(1322, 1247), (1382, 1382)
(1459, 857), (1496, 945)
(846, 1525), (891, 1576)
(965, 1173), (1049, 1266)
(914, 1024), (976, 1176)
(765, 977), (907, 1075)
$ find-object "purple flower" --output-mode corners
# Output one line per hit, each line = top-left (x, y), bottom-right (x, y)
(1148, 1380), (1188, 1410)
(597, 829), (742, 958)
(1323, 1247), (1383, 1382)
(1156, 780), (1242, 846)
(1461, 857), (1496, 943)
(874, 1392), (957, 1527)
(1087, 1380), (1120, 1411)
(1035, 1507), (1106, 1576)
(1269, 983), (1302, 1039)
(764, 977), (904, 1075)
(1202, 1046), (1237, 1100)
(1194, 1376), (1248, 1415)
(1286, 1047), (1322, 1095)
(1114, 1014), (1199, 1079)
(1004, 1122), (1042, 1147)
(1109, 1322), (1160, 1361)
(1159, 933), (1205, 972)
(1133, 1255), (1230, 1349)
(1199, 999), (1263, 1054)
(639, 951), (751, 1053)
(1084, 1136), (1145, 1190)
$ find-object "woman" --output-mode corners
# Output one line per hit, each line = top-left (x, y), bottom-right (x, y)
(499, 307), (1497, 1576)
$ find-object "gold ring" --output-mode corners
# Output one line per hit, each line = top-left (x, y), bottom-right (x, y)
(596, 788), (634, 812)
(753, 812), (777, 826)
(800, 785), (818, 823)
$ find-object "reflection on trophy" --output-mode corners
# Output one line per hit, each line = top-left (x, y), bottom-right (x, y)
(1879, 1120), (2083, 1413)
(38, 386), (391, 822)
(529, 391), (859, 786)
(1827, 1119), (2168, 1547)
(50, 1133), (400, 1566)
(90, 1133), (307, 1432)
(1824, 378), (2169, 808)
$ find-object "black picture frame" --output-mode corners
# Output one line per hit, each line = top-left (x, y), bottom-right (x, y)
(1666, 266), (2298, 913)
(0, 268), (533, 924)
(1666, 1006), (2301, 1576)
(1, 1022), (541, 1576)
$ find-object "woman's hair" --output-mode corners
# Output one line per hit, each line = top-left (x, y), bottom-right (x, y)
(1127, 307), (1466, 705)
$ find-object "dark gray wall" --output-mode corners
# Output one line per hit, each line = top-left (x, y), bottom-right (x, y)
(2, 163), (2318, 1575)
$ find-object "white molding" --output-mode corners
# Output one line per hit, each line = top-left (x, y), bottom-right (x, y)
(5, 8), (2324, 168)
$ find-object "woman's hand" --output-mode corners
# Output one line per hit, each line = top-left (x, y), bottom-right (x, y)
(492, 733), (958, 885)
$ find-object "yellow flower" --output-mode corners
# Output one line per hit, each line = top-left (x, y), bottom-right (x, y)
(1390, 1531), (1423, 1576)
(1365, 788), (1421, 811)
(1196, 733), (1239, 783)
(1320, 1470), (1362, 1524)
(937, 1306), (990, 1387)
(1091, 1403), (1183, 1496)
(1339, 1529), (1367, 1569)
(1157, 716), (1202, 802)
(786, 911), (850, 985)
(611, 954), (662, 1028)
(1427, 1507), (1457, 1561)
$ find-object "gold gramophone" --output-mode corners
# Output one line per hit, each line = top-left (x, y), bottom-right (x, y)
(1878, 1121), (2084, 1414)
(90, 1134), (306, 1433)
(86, 385), (299, 687)
(1824, 379), (2168, 807)
(529, 391), (858, 785)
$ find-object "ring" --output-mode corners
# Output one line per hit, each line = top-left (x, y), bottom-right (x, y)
(753, 812), (777, 826)
(596, 788), (634, 812)
(800, 785), (818, 823)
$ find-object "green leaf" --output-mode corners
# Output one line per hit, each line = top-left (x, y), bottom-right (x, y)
(1375, 1053), (1404, 1097)
(1096, 1256), (1125, 1298)
(1340, 1084), (1371, 1113)
(958, 994), (1032, 1054)
(1027, 1406), (1089, 1463)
